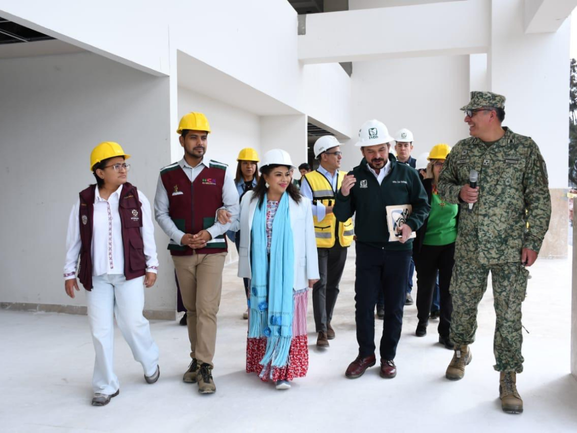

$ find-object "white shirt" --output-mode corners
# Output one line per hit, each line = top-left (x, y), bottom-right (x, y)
(367, 160), (391, 184)
(63, 185), (159, 280)
(154, 156), (239, 246)
(299, 165), (339, 221)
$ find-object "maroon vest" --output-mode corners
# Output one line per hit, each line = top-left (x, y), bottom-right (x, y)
(78, 182), (146, 290)
(160, 161), (227, 256)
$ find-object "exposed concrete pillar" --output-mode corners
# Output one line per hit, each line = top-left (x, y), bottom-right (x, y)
(573, 197), (577, 379)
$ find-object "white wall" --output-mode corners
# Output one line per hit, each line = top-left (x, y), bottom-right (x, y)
(303, 63), (353, 138)
(344, 55), (470, 169)
(177, 87), (261, 170)
(491, 0), (570, 188)
(0, 52), (172, 310)
(260, 115), (308, 170)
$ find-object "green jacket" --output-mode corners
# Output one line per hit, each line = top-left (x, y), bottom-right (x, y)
(437, 127), (551, 265)
(334, 155), (430, 250)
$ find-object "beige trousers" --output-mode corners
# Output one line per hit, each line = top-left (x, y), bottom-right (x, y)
(172, 252), (227, 366)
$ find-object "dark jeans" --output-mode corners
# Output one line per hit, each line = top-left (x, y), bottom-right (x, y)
(414, 243), (455, 338)
(355, 243), (411, 360)
(377, 256), (414, 308)
(431, 277), (440, 312)
(313, 245), (348, 332)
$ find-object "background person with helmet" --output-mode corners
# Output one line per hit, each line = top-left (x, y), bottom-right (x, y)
(438, 91), (551, 414)
(300, 135), (354, 348)
(63, 141), (160, 407)
(335, 120), (429, 380)
(154, 112), (239, 395)
(412, 143), (458, 349)
(231, 149), (319, 390)
(227, 147), (260, 320)
(395, 128), (417, 306)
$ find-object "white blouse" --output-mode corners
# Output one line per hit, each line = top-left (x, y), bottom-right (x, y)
(63, 185), (159, 280)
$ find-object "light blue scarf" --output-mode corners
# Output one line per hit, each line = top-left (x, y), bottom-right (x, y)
(248, 192), (294, 368)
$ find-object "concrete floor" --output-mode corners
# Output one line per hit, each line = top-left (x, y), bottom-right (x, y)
(1, 247), (576, 433)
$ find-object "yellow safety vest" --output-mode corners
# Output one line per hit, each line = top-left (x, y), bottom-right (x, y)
(303, 170), (354, 248)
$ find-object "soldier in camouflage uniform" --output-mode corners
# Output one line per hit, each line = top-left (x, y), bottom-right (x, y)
(437, 91), (551, 414)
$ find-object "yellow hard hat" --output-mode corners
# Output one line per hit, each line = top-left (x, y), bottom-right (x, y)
(237, 148), (260, 162)
(90, 142), (130, 171)
(428, 143), (451, 160)
(177, 112), (211, 134)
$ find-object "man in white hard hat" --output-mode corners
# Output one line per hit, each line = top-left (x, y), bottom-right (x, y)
(334, 120), (429, 380)
(394, 128), (417, 307)
(300, 136), (354, 348)
(154, 112), (239, 395)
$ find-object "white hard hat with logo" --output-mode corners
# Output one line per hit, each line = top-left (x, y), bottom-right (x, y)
(314, 135), (340, 158)
(260, 149), (295, 171)
(356, 119), (394, 147)
(394, 128), (414, 143)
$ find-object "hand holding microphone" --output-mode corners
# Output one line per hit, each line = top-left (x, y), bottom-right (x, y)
(459, 169), (479, 209)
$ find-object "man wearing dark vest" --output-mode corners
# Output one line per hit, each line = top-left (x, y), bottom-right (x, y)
(154, 112), (239, 395)
(300, 136), (354, 348)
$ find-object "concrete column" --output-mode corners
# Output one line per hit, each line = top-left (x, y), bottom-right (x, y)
(573, 197), (577, 379)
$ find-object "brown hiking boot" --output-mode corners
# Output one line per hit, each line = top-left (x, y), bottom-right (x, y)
(198, 363), (216, 394)
(499, 372), (523, 414)
(183, 358), (200, 383)
(445, 345), (472, 380)
(317, 331), (329, 348)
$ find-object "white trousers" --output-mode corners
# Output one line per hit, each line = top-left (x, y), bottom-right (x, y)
(86, 274), (159, 394)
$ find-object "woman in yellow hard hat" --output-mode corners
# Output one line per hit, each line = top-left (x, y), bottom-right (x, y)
(412, 143), (458, 349)
(228, 148), (260, 319)
(63, 141), (160, 406)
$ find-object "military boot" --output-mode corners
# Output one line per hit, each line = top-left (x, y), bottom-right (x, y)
(198, 363), (216, 394)
(183, 358), (199, 383)
(499, 372), (523, 414)
(445, 345), (472, 380)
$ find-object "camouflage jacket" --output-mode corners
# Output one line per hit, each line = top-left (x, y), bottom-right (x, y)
(437, 127), (551, 265)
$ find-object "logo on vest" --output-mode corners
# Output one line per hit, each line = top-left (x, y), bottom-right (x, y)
(82, 215), (88, 225)
(202, 178), (217, 186)
(172, 185), (183, 196)
(360, 179), (368, 188)
(131, 209), (139, 221)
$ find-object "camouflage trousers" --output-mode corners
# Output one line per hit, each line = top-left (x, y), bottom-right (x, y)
(449, 261), (529, 373)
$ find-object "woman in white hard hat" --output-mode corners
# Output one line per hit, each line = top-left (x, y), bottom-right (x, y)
(63, 142), (160, 406)
(228, 148), (260, 319)
(233, 149), (319, 390)
(413, 143), (458, 349)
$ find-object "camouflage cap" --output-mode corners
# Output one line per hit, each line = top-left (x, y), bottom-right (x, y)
(460, 91), (506, 111)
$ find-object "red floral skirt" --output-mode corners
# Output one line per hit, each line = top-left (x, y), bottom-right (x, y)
(246, 290), (308, 382)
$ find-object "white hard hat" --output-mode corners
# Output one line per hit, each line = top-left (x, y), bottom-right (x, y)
(314, 135), (340, 158)
(260, 149), (295, 171)
(356, 119), (394, 147)
(394, 128), (414, 143)
(415, 152), (430, 170)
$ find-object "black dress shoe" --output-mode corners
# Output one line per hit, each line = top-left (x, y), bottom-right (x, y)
(430, 310), (440, 320)
(439, 335), (455, 350)
(415, 323), (427, 337)
(179, 314), (187, 326)
(405, 293), (413, 306)
(345, 354), (376, 379)
(376, 306), (385, 320)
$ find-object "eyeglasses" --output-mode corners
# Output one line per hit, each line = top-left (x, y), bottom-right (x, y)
(103, 163), (131, 172)
(433, 161), (445, 167)
(465, 108), (492, 118)
(325, 151), (343, 156)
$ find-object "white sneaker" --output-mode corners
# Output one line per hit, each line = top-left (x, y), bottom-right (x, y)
(275, 380), (291, 390)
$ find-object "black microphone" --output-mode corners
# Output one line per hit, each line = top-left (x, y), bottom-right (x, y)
(468, 169), (478, 210)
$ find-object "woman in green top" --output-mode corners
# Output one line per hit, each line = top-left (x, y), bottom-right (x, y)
(413, 144), (458, 349)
